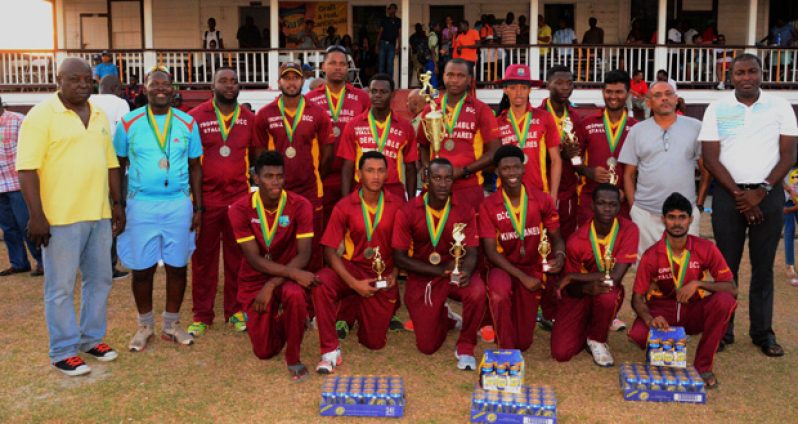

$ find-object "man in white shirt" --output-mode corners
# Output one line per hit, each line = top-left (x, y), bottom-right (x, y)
(202, 18), (223, 49)
(699, 53), (798, 357)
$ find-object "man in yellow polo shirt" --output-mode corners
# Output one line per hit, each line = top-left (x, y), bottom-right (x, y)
(17, 58), (125, 376)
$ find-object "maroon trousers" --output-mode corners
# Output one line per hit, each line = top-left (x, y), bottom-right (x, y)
(238, 280), (308, 365)
(191, 204), (242, 324)
(312, 262), (399, 355)
(404, 274), (486, 356)
(551, 285), (624, 361)
(627, 292), (737, 373)
(487, 267), (542, 351)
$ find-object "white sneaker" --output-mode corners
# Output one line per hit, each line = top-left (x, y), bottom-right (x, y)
(316, 347), (343, 374)
(445, 303), (463, 331)
(129, 324), (154, 352)
(455, 350), (476, 371)
(586, 339), (614, 367)
(610, 318), (627, 332)
(161, 322), (194, 346)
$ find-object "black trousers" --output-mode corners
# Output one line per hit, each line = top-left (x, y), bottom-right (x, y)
(712, 187), (783, 346)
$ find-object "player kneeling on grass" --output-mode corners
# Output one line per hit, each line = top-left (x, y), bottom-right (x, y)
(479, 145), (565, 351)
(629, 192), (737, 389)
(551, 183), (639, 366)
(228, 151), (319, 381)
(392, 157), (485, 370)
(312, 151), (403, 374)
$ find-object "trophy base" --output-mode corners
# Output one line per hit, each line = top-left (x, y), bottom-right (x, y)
(374, 279), (388, 289)
(542, 263), (552, 273)
(570, 157), (583, 166)
(602, 278), (614, 287)
(449, 272), (461, 286)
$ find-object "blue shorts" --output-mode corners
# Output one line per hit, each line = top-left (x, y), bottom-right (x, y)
(118, 197), (195, 270)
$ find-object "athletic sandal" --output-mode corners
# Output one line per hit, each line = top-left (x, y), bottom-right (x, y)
(760, 342), (784, 357)
(700, 372), (719, 389)
(129, 325), (154, 352)
(230, 311), (248, 332)
(187, 322), (208, 337)
(316, 348), (343, 375)
(403, 320), (415, 332)
(288, 364), (309, 382)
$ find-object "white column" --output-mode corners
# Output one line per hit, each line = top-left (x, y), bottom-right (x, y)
(653, 0), (668, 76)
(54, 0), (65, 49)
(399, 0), (410, 89)
(142, 0), (156, 70)
(746, 0), (758, 52)
(529, 0), (540, 80)
(269, 0), (280, 89)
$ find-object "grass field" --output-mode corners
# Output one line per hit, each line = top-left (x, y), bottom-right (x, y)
(1, 217), (797, 423)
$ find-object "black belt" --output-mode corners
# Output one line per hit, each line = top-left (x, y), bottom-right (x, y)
(737, 184), (763, 190)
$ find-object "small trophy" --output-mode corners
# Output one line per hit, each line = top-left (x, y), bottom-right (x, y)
(606, 157), (619, 186)
(561, 117), (583, 166)
(371, 246), (388, 289)
(538, 228), (552, 273)
(601, 247), (616, 287)
(419, 71), (446, 158)
(449, 223), (467, 286)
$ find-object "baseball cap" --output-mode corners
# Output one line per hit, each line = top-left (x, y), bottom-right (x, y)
(301, 63), (314, 72)
(502, 64), (543, 87)
(280, 62), (303, 77)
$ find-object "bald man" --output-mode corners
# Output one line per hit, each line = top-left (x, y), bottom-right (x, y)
(407, 88), (426, 133)
(18, 58), (125, 375)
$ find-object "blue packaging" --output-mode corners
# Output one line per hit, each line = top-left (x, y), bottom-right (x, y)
(319, 375), (405, 418)
(619, 362), (706, 404)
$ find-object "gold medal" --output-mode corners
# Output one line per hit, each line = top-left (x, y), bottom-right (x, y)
(429, 251), (441, 265)
(285, 146), (297, 159)
(444, 139), (455, 151)
(333, 126), (341, 137)
(159, 158), (169, 169)
(364, 246), (375, 260)
(219, 145), (231, 157)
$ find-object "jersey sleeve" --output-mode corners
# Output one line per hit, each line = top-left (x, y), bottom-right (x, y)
(402, 120), (419, 163)
(295, 197), (315, 239)
(477, 102), (500, 142)
(633, 249), (656, 295)
(320, 203), (346, 248)
(336, 120), (357, 161)
(188, 121), (203, 159)
(478, 202), (497, 239)
(390, 207), (413, 251)
(538, 190), (561, 231)
(615, 221), (640, 264)
(229, 200), (255, 244)
(112, 119), (130, 158)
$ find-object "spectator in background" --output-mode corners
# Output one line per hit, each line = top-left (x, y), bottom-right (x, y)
(237, 16), (262, 48)
(377, 4), (401, 79)
(684, 25), (699, 45)
(655, 69), (677, 91)
(94, 51), (118, 84)
(626, 18), (646, 44)
(428, 22), (440, 83)
(702, 20), (718, 44)
(301, 64), (315, 94)
(409, 23), (428, 86)
(537, 15), (551, 57)
(497, 12), (520, 45)
(582, 17), (604, 44)
(292, 20), (320, 49)
(279, 20), (287, 48)
(480, 15), (495, 40)
(0, 97), (42, 277)
(714, 34), (733, 89)
(627, 70), (650, 118)
(202, 17), (223, 49)
(171, 93), (191, 113)
(262, 27), (271, 48)
(519, 15), (530, 43)
(553, 18), (577, 60)
(322, 26), (341, 48)
(123, 74), (144, 109)
(341, 35), (353, 52)
(453, 20), (480, 73)
(761, 18), (796, 46)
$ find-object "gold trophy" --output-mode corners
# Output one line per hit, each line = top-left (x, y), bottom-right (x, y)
(419, 71), (446, 158)
(561, 117), (583, 166)
(371, 246), (388, 289)
(538, 228), (552, 273)
(449, 223), (467, 286)
(606, 157), (619, 185)
(601, 247), (616, 287)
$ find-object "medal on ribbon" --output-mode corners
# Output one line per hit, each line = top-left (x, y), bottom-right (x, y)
(368, 111), (392, 153)
(502, 186), (528, 257)
(147, 106), (172, 169)
(508, 108), (532, 149)
(359, 189), (384, 259)
(424, 193), (451, 265)
(325, 84), (345, 123)
(254, 190), (287, 260)
(602, 109), (627, 154)
(213, 100), (239, 157)
(279, 96), (305, 159)
(665, 238), (691, 292)
(589, 218), (619, 271)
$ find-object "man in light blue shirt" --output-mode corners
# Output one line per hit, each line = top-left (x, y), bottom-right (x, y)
(94, 51), (119, 84)
(114, 68), (203, 351)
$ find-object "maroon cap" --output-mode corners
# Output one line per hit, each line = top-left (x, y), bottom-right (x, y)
(502, 64), (543, 87)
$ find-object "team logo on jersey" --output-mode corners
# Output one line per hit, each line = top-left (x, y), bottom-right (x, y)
(278, 215), (290, 227)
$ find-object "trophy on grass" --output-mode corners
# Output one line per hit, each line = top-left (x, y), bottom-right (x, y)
(372, 247), (388, 289)
(538, 228), (552, 273)
(561, 117), (583, 166)
(607, 157), (619, 186)
(449, 223), (467, 286)
(419, 71), (446, 158)
(601, 247), (616, 287)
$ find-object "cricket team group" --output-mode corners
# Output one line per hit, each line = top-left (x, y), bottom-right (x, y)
(20, 45), (795, 389)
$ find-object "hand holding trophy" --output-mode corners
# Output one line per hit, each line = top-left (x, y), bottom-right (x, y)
(449, 223), (467, 286)
(601, 247), (616, 287)
(606, 157), (619, 186)
(538, 228), (552, 273)
(419, 71), (446, 158)
(561, 117), (583, 166)
(372, 246), (388, 289)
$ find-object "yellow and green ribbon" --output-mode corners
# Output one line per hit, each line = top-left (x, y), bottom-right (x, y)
(368, 111), (392, 153)
(424, 193), (451, 249)
(590, 218), (619, 271)
(602, 109), (627, 154)
(442, 93), (466, 135)
(325, 85), (345, 122)
(546, 98), (568, 139)
(665, 238), (691, 291)
(212, 100), (240, 142)
(501, 186), (528, 242)
(278, 96), (305, 144)
(508, 109), (532, 148)
(359, 188), (384, 243)
(254, 189), (287, 250)
(146, 106), (172, 152)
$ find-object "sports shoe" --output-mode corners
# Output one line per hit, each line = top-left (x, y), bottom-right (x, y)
(187, 321), (208, 337)
(336, 321), (350, 340)
(52, 356), (91, 376)
(129, 324), (154, 352)
(455, 350), (476, 371)
(230, 311), (248, 332)
(538, 318), (554, 332)
(84, 343), (118, 362)
(316, 348), (343, 374)
(586, 339), (614, 367)
(480, 326), (495, 343)
(610, 318), (627, 332)
(403, 320), (415, 331)
(161, 322), (194, 346)
(445, 304), (463, 331)
(389, 315), (405, 332)
(112, 268), (130, 281)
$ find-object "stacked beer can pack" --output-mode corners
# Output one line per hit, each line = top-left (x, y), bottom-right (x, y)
(647, 327), (688, 367)
(471, 349), (558, 423)
(319, 375), (405, 418)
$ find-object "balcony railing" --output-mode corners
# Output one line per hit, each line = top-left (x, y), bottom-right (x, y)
(2, 45), (796, 91)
